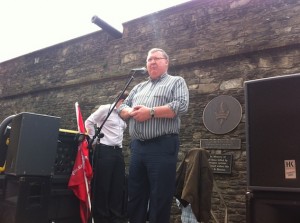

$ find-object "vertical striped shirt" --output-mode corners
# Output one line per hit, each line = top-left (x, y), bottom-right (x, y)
(118, 73), (189, 140)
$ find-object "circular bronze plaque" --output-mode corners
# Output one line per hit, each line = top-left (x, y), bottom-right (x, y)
(203, 95), (242, 134)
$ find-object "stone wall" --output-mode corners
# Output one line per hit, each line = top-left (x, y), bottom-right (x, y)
(1, 0), (300, 222)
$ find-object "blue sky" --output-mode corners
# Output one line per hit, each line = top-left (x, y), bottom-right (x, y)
(0, 0), (190, 63)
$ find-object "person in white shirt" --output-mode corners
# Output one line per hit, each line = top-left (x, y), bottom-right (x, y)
(85, 91), (129, 223)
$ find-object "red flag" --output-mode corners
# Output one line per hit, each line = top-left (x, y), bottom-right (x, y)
(68, 102), (93, 223)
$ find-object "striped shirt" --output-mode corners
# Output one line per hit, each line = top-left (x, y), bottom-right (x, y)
(118, 73), (189, 140)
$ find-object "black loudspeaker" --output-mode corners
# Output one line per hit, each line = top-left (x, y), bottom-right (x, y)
(0, 175), (51, 223)
(48, 176), (81, 223)
(54, 130), (80, 177)
(246, 191), (300, 223)
(0, 174), (5, 200)
(49, 130), (82, 222)
(245, 73), (300, 191)
(6, 112), (60, 176)
(0, 176), (81, 223)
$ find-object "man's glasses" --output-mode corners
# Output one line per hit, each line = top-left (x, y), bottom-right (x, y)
(146, 57), (166, 63)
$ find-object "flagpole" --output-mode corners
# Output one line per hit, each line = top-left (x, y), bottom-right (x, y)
(80, 146), (93, 223)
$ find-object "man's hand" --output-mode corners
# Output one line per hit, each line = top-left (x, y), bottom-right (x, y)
(130, 105), (151, 122)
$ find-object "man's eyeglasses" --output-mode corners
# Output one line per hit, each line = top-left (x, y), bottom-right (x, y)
(146, 57), (166, 63)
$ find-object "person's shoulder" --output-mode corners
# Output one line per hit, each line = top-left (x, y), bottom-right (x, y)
(166, 73), (185, 81)
(133, 80), (149, 89)
(97, 104), (111, 111)
(166, 73), (182, 77)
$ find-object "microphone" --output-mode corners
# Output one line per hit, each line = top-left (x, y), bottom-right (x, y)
(131, 67), (147, 74)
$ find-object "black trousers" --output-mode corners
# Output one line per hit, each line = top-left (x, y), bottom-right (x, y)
(127, 134), (179, 223)
(92, 145), (126, 223)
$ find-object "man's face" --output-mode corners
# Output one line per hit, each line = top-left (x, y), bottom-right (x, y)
(146, 51), (169, 80)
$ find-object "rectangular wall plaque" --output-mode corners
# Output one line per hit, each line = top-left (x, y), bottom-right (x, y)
(208, 154), (233, 174)
(200, 139), (241, 149)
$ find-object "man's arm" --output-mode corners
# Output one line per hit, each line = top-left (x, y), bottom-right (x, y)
(151, 105), (176, 118)
(84, 105), (107, 138)
(119, 107), (134, 120)
(85, 117), (96, 139)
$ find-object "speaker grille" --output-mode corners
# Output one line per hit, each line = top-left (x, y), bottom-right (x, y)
(245, 73), (300, 191)
(6, 113), (60, 176)
(54, 130), (79, 177)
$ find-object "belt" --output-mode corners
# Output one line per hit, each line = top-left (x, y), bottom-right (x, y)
(138, 133), (178, 143)
(99, 143), (121, 149)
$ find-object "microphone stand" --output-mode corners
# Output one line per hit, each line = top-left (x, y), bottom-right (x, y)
(88, 69), (140, 147)
(88, 69), (142, 222)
